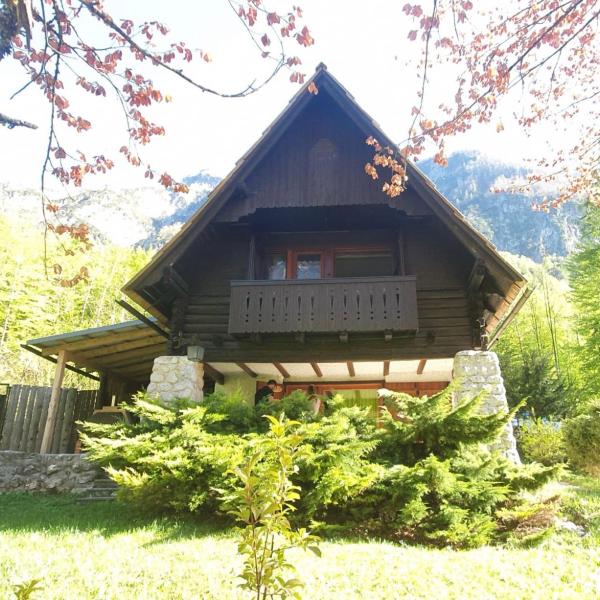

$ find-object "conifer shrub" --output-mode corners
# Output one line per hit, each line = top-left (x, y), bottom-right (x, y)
(563, 403), (600, 476)
(516, 419), (567, 466)
(80, 385), (557, 548)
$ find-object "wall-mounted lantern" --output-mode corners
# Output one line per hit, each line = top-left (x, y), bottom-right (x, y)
(187, 346), (205, 362)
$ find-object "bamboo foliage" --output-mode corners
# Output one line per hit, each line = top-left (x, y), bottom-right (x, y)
(0, 213), (152, 386)
(495, 253), (582, 417)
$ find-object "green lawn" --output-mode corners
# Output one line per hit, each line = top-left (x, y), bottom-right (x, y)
(1, 477), (599, 599)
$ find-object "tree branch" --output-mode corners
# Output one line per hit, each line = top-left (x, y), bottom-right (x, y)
(0, 112), (38, 129)
(79, 0), (282, 98)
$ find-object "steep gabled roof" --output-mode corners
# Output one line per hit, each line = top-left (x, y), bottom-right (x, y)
(123, 64), (527, 340)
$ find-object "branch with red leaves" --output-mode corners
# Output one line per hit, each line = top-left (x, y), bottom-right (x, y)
(2, 0), (314, 285)
(369, 0), (600, 209)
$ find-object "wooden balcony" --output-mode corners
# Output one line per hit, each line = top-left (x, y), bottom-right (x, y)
(228, 276), (418, 335)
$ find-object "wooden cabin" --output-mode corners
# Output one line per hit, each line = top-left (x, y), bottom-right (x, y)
(26, 64), (528, 420)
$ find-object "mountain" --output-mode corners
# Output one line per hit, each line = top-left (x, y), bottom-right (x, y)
(418, 152), (581, 261)
(0, 153), (581, 260)
(0, 171), (219, 248)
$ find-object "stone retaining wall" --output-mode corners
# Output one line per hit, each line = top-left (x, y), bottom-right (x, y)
(0, 451), (99, 493)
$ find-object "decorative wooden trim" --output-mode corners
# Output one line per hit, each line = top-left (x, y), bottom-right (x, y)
(346, 361), (355, 377)
(204, 363), (225, 385)
(236, 362), (257, 378)
(273, 362), (290, 379)
(40, 350), (67, 454)
(383, 360), (390, 377)
(417, 359), (427, 375)
(310, 362), (323, 377)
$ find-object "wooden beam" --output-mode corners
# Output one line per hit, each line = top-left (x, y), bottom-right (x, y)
(273, 362), (290, 379)
(162, 265), (189, 297)
(21, 345), (100, 381)
(383, 360), (390, 377)
(397, 230), (406, 276)
(118, 363), (154, 377)
(116, 300), (169, 339)
(75, 338), (165, 361)
(247, 233), (256, 279)
(467, 259), (486, 294)
(39, 328), (155, 356)
(94, 346), (164, 368)
(204, 363), (225, 385)
(40, 350), (67, 454)
(417, 359), (427, 375)
(310, 362), (323, 377)
(346, 361), (355, 377)
(236, 362), (257, 378)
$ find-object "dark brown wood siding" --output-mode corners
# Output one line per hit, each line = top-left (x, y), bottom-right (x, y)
(173, 210), (476, 362)
(215, 93), (432, 222)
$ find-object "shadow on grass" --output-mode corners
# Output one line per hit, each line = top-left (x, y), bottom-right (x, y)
(0, 493), (232, 541)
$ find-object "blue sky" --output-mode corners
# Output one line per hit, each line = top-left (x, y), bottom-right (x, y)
(0, 0), (556, 190)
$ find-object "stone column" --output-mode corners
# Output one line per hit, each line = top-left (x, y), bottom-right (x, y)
(147, 356), (204, 403)
(453, 350), (520, 463)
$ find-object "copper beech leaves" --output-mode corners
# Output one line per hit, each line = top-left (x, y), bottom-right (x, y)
(7, 0), (313, 285)
(372, 0), (600, 207)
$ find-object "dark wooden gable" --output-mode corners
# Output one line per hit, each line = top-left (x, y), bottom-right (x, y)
(123, 64), (527, 346)
(215, 92), (430, 222)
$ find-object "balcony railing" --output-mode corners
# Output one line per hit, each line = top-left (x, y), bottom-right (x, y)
(228, 276), (418, 335)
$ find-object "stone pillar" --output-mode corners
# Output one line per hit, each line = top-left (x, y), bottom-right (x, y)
(453, 350), (520, 463)
(147, 356), (204, 403)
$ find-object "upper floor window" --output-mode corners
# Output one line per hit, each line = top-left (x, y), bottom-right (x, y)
(267, 254), (287, 280)
(265, 247), (394, 280)
(296, 253), (322, 279)
(334, 252), (394, 278)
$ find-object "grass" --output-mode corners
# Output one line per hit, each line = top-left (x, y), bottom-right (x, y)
(1, 477), (599, 599)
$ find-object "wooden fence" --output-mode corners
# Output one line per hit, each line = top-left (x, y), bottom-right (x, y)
(0, 385), (99, 454)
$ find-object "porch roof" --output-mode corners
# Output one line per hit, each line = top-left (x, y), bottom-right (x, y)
(24, 320), (454, 387)
(207, 358), (453, 385)
(24, 320), (167, 383)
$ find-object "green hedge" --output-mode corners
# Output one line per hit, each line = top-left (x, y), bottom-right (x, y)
(81, 386), (557, 548)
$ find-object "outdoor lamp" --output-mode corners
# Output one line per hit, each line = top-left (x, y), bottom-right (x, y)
(187, 345), (204, 362)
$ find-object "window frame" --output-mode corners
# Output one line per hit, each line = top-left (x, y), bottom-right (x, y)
(262, 244), (395, 280)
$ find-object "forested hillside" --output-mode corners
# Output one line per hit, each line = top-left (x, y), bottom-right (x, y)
(419, 152), (581, 260)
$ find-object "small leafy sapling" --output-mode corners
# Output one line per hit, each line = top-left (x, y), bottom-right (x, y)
(222, 414), (320, 599)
